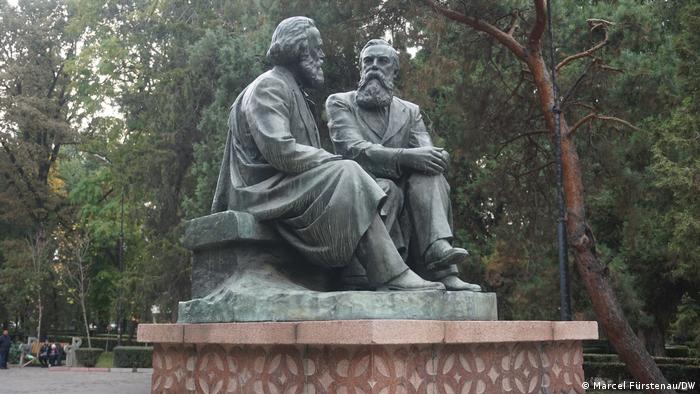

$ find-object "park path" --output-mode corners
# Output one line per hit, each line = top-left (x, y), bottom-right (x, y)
(0, 366), (151, 393)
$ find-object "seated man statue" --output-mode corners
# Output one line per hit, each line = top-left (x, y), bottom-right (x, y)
(326, 39), (481, 291)
(211, 17), (443, 291)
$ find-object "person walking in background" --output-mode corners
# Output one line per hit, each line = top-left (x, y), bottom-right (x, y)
(0, 330), (10, 369)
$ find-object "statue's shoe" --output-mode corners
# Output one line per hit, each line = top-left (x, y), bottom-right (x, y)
(425, 241), (469, 271)
(339, 275), (370, 291)
(377, 270), (446, 291)
(440, 275), (482, 292)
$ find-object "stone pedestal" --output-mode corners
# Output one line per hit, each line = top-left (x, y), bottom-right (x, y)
(138, 320), (597, 393)
(180, 211), (497, 323)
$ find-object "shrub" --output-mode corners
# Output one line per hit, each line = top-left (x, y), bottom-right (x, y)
(113, 346), (153, 368)
(75, 348), (103, 367)
(666, 345), (691, 358)
(8, 343), (22, 364)
(584, 361), (700, 382)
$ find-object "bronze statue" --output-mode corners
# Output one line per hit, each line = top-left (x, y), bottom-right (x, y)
(326, 39), (481, 291)
(211, 18), (443, 291)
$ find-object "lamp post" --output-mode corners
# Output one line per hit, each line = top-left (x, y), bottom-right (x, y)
(547, 0), (572, 321)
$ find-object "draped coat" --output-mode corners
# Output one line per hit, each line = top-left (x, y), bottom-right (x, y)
(212, 67), (386, 266)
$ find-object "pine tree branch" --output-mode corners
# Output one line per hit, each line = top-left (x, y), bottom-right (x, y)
(423, 0), (527, 61)
(557, 19), (613, 71)
(528, 0), (547, 53)
(570, 113), (640, 135)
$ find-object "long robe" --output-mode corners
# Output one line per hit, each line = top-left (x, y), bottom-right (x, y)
(326, 91), (457, 277)
(212, 67), (386, 267)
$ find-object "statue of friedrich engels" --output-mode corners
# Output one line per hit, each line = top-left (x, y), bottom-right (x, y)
(212, 16), (480, 292)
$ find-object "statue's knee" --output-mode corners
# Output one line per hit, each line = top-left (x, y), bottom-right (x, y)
(407, 173), (450, 192)
(325, 159), (365, 177)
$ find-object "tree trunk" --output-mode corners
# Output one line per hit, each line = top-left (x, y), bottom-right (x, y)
(527, 55), (672, 392)
(639, 324), (667, 357)
(80, 297), (91, 349)
(421, 1), (672, 390)
(36, 294), (42, 344)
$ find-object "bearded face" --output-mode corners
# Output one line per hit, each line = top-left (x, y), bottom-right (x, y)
(356, 70), (394, 109)
(296, 27), (325, 89)
(299, 49), (324, 89)
(356, 45), (397, 109)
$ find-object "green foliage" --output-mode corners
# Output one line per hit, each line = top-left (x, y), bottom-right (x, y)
(75, 347), (103, 367)
(8, 342), (22, 365)
(95, 351), (114, 368)
(113, 346), (153, 368)
(1, 0), (698, 359)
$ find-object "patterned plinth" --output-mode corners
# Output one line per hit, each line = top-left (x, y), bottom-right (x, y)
(139, 320), (597, 394)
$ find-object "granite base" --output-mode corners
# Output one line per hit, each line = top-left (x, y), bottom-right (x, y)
(138, 320), (598, 393)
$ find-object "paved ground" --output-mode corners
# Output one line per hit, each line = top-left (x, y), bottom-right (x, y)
(0, 366), (151, 393)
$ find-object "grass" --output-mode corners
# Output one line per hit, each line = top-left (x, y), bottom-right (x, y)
(95, 351), (113, 368)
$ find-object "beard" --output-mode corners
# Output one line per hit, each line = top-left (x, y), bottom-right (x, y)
(298, 54), (324, 89)
(356, 70), (394, 109)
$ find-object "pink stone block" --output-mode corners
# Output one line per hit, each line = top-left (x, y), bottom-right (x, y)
(553, 320), (598, 340)
(138, 320), (599, 346)
(296, 320), (445, 344)
(137, 323), (184, 343)
(295, 320), (374, 344)
(444, 320), (554, 343)
(183, 322), (297, 344)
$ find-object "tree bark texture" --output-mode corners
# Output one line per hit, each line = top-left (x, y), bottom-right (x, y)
(424, 1), (672, 391)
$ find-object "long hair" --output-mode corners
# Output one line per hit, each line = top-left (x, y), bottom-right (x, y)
(266, 17), (316, 66)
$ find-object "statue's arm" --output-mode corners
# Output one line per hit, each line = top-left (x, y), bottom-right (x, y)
(246, 78), (341, 174)
(326, 95), (402, 179)
(408, 107), (434, 148)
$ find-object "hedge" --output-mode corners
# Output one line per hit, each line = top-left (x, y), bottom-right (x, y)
(75, 348), (103, 367)
(52, 335), (137, 351)
(113, 346), (153, 368)
(584, 361), (700, 383)
(585, 353), (700, 366)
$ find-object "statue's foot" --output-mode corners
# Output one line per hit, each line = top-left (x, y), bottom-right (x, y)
(339, 275), (370, 291)
(425, 240), (468, 271)
(440, 275), (482, 292)
(377, 270), (446, 291)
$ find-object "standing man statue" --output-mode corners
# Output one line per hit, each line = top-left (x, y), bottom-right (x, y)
(212, 18), (443, 291)
(326, 39), (482, 291)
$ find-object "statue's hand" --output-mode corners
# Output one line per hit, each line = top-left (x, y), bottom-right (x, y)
(399, 147), (448, 175)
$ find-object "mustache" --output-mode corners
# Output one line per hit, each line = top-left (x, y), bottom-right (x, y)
(358, 70), (394, 91)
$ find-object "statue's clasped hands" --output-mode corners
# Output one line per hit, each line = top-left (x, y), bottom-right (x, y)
(399, 146), (450, 175)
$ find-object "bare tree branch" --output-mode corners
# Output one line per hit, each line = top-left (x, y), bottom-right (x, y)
(506, 12), (519, 36)
(557, 19), (614, 71)
(570, 112), (640, 135)
(599, 64), (624, 73)
(496, 130), (548, 157)
(513, 160), (555, 179)
(423, 0), (527, 61)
